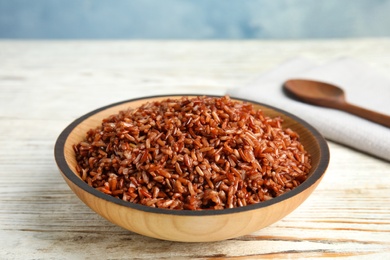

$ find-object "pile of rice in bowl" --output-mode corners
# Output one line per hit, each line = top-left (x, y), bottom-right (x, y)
(74, 96), (311, 210)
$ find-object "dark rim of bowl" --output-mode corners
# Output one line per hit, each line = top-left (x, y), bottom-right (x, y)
(54, 94), (329, 216)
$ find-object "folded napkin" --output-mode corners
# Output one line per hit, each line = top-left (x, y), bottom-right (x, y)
(228, 57), (390, 161)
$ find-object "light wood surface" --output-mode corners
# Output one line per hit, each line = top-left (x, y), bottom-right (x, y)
(1, 39), (390, 258)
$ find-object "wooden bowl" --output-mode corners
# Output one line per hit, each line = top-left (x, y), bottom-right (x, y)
(54, 95), (329, 242)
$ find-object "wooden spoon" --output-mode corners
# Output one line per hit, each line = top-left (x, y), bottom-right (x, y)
(283, 79), (390, 128)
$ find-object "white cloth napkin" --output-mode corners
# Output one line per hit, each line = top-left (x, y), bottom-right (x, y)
(228, 57), (390, 161)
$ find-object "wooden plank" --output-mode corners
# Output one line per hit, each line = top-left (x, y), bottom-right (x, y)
(0, 40), (389, 259)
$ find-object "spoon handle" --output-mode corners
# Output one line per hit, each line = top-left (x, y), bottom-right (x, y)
(341, 102), (390, 128)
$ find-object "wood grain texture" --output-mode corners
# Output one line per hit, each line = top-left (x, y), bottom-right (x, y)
(1, 39), (390, 258)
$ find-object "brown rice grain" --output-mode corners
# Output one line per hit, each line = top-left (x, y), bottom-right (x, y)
(74, 96), (311, 210)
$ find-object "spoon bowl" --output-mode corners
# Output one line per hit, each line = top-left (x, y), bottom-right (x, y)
(283, 79), (390, 128)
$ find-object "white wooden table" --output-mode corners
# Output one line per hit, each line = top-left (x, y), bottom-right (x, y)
(1, 39), (389, 259)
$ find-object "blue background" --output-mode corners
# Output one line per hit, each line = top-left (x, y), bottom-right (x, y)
(1, 0), (390, 39)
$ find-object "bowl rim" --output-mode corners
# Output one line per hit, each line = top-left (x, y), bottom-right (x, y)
(54, 94), (329, 216)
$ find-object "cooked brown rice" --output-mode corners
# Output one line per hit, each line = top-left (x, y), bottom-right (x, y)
(74, 96), (311, 210)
